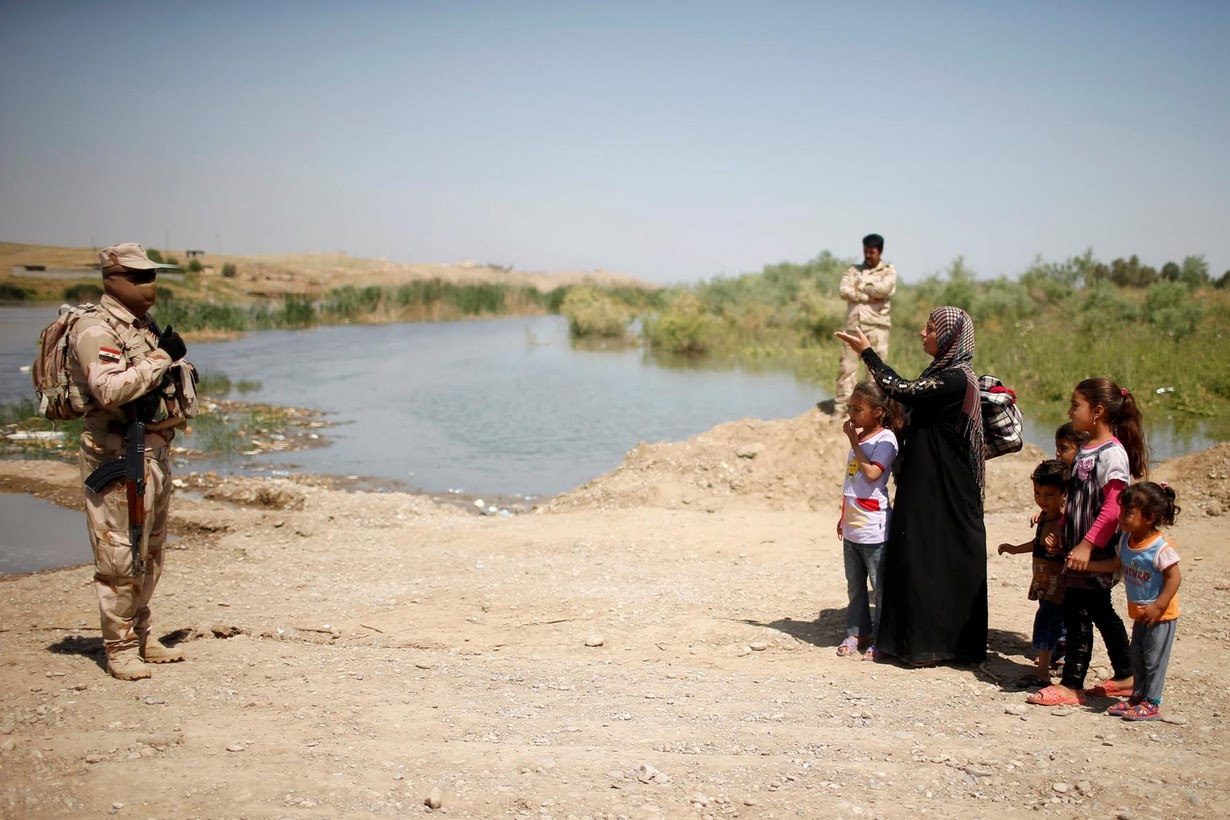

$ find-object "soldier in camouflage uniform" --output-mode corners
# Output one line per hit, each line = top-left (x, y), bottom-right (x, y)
(833, 234), (897, 417)
(72, 242), (191, 680)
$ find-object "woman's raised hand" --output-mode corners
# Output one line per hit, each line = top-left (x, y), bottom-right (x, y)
(834, 328), (871, 353)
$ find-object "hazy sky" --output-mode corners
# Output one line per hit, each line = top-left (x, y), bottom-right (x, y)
(2, 1), (1227, 284)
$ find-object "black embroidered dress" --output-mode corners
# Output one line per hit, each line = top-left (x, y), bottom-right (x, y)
(861, 348), (988, 665)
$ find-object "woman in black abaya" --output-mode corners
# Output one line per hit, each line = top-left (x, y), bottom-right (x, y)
(836, 306), (987, 666)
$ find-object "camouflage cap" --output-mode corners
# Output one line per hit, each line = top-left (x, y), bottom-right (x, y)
(99, 242), (176, 273)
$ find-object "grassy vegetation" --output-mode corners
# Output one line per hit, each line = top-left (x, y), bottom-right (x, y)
(62, 283), (103, 302)
(559, 286), (635, 340)
(321, 280), (547, 323)
(138, 280), (587, 333)
(642, 251), (848, 365)
(137, 247), (1192, 427)
(0, 397), (42, 426)
(135, 279), (663, 336)
(0, 282), (32, 301)
(0, 396), (84, 457)
(1, 370), (295, 461)
(183, 409), (247, 455)
(196, 372), (262, 397)
(640, 250), (1230, 436)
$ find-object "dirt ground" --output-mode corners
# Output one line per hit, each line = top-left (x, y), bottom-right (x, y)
(1, 411), (1228, 819)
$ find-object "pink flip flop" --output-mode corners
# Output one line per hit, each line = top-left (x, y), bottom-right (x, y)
(1086, 679), (1134, 698)
(1026, 685), (1085, 707)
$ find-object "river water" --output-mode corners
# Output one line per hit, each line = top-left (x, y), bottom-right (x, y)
(3, 308), (826, 498)
(1, 306), (1218, 501)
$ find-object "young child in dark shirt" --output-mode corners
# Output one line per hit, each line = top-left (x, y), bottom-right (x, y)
(998, 459), (1068, 687)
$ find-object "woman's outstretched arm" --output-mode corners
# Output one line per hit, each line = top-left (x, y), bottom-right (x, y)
(858, 348), (946, 402)
(834, 329), (946, 403)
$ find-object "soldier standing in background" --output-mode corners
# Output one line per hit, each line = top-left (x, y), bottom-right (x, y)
(832, 234), (897, 417)
(72, 243), (192, 680)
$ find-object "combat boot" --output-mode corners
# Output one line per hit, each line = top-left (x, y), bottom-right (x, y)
(139, 632), (185, 664)
(107, 644), (151, 681)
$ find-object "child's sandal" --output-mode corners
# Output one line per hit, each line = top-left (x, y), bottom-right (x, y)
(836, 636), (859, 657)
(1121, 701), (1162, 721)
(1106, 697), (1142, 717)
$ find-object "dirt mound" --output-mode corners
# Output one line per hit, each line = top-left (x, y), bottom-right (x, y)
(203, 477), (309, 510)
(547, 408), (1046, 514)
(1153, 441), (1230, 518)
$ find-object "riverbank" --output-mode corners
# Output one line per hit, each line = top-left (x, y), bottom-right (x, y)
(0, 241), (657, 301)
(1, 412), (1228, 818)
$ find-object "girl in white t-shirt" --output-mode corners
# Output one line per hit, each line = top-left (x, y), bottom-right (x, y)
(836, 382), (900, 659)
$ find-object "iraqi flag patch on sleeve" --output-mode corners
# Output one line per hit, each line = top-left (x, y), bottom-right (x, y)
(98, 347), (122, 364)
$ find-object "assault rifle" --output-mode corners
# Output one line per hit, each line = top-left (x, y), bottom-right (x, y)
(83, 416), (146, 578)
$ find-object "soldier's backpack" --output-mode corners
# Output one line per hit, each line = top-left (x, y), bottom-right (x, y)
(980, 374), (1024, 459)
(31, 303), (112, 420)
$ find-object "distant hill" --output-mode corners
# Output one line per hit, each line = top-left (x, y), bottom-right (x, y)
(0, 242), (658, 300)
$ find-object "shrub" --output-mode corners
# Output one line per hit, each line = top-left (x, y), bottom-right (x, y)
(152, 300), (251, 333)
(792, 280), (845, 342)
(1019, 255), (1078, 305)
(146, 248), (165, 263)
(939, 257), (977, 312)
(1145, 280), (1206, 342)
(1077, 280), (1139, 336)
(643, 292), (725, 355)
(63, 283), (104, 302)
(1180, 255), (1210, 288)
(560, 287), (632, 339)
(0, 282), (30, 300)
(971, 278), (1036, 323)
(221, 263), (237, 278)
(545, 286), (570, 313)
(187, 258), (203, 273)
(1105, 255), (1158, 287)
(279, 294), (317, 328)
(327, 285), (384, 320)
(452, 283), (506, 315)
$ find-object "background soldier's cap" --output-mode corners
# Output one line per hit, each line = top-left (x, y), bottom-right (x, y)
(98, 242), (176, 274)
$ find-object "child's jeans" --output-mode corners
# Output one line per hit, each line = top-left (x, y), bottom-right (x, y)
(1131, 617), (1178, 705)
(843, 539), (886, 640)
(1032, 599), (1065, 653)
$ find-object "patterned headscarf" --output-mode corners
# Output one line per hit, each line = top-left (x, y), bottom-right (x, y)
(922, 306), (985, 491)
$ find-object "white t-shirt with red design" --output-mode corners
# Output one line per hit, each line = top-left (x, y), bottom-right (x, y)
(841, 428), (898, 544)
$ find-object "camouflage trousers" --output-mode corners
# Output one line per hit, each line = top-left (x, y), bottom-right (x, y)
(834, 324), (890, 414)
(79, 444), (173, 651)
